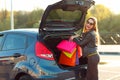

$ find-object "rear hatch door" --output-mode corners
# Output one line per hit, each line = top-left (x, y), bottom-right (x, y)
(39, 0), (95, 34)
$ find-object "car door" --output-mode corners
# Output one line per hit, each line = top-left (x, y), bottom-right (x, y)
(39, 0), (95, 34)
(0, 33), (26, 80)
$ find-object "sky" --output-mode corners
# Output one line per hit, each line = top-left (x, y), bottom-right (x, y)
(0, 0), (120, 14)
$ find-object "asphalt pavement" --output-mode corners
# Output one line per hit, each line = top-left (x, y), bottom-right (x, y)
(99, 54), (120, 80)
(65, 54), (120, 80)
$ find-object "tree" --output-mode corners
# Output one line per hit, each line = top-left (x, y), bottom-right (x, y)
(14, 8), (44, 29)
(0, 9), (11, 31)
(88, 5), (112, 21)
(26, 8), (44, 28)
(87, 4), (113, 33)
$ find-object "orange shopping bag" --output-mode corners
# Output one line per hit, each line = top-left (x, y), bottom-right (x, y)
(77, 45), (82, 58)
(59, 50), (76, 66)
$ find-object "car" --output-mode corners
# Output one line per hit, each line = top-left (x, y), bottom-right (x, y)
(0, 0), (95, 80)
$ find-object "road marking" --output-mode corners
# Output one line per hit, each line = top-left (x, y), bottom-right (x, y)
(106, 74), (120, 80)
(100, 70), (120, 74)
(99, 60), (120, 67)
(65, 77), (75, 80)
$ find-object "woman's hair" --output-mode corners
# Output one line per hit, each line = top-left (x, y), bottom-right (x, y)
(83, 17), (100, 45)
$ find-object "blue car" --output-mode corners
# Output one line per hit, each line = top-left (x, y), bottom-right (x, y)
(0, 0), (94, 80)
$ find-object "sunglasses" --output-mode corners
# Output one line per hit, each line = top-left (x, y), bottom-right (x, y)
(86, 21), (94, 25)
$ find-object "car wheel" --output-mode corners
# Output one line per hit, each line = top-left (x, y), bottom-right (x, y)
(19, 75), (34, 80)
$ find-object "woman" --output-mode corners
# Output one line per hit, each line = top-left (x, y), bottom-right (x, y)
(70, 17), (100, 80)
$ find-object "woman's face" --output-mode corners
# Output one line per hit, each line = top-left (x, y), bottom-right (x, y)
(85, 19), (94, 31)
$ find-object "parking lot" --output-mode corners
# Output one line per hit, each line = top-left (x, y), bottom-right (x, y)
(65, 54), (120, 80)
(99, 54), (120, 80)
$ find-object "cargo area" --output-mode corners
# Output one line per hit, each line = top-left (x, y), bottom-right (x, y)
(43, 33), (88, 70)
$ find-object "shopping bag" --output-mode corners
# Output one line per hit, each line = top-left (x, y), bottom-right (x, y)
(59, 51), (76, 66)
(76, 45), (82, 65)
(57, 40), (77, 53)
(62, 48), (76, 58)
(77, 45), (82, 58)
(75, 50), (79, 65)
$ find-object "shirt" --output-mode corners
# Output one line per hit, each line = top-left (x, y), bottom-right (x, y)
(73, 30), (98, 57)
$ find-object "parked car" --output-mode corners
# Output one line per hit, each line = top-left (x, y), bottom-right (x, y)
(0, 0), (95, 80)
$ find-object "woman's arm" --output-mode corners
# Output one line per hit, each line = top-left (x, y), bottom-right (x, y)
(73, 33), (92, 46)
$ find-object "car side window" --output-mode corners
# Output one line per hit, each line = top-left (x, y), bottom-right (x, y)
(2, 34), (26, 50)
(0, 34), (4, 48)
(28, 36), (35, 46)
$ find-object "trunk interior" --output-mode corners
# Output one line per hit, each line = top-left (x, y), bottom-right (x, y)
(43, 33), (87, 70)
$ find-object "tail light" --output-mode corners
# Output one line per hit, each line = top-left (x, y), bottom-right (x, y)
(35, 41), (54, 60)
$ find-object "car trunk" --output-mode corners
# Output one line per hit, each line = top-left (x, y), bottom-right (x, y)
(42, 33), (87, 70)
(38, 0), (95, 70)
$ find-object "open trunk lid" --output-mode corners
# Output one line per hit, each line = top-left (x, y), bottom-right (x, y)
(39, 0), (95, 33)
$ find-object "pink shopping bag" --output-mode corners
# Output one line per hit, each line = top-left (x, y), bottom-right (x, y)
(57, 40), (77, 53)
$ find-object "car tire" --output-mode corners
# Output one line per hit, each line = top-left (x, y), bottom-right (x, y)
(19, 75), (34, 80)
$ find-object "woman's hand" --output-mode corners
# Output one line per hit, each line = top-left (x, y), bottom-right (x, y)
(69, 34), (79, 41)
(69, 36), (74, 41)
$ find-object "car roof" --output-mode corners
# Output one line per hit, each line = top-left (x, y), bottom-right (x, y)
(0, 28), (39, 36)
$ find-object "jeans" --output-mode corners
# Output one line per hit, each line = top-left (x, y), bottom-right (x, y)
(86, 54), (100, 80)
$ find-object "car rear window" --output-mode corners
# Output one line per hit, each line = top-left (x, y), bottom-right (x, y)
(2, 34), (26, 50)
(46, 9), (82, 22)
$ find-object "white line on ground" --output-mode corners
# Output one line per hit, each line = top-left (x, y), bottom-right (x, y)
(65, 77), (75, 80)
(99, 70), (120, 74)
(105, 74), (120, 80)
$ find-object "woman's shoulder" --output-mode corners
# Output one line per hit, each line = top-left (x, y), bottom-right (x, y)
(89, 30), (96, 36)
